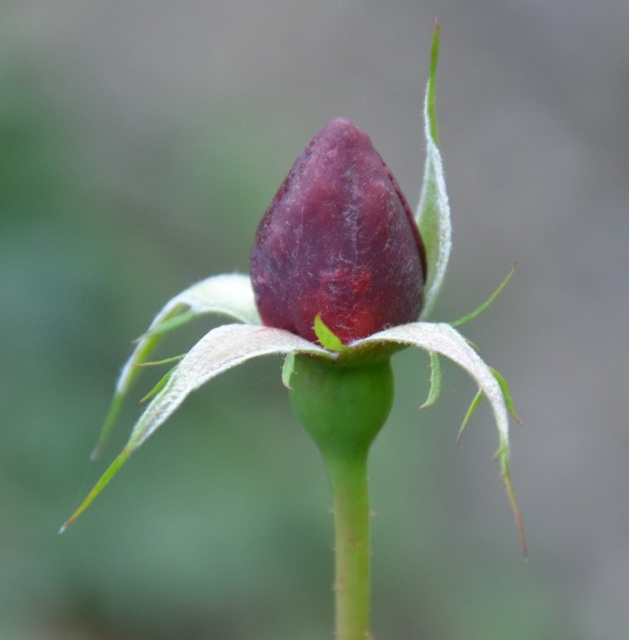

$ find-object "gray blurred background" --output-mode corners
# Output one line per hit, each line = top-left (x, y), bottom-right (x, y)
(1, 1), (628, 638)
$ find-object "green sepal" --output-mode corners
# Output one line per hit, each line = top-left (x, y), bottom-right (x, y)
(416, 24), (452, 319)
(452, 372), (525, 554)
(133, 309), (198, 342)
(282, 352), (296, 390)
(419, 351), (442, 409)
(456, 367), (519, 441)
(65, 324), (330, 531)
(91, 306), (195, 459)
(491, 367), (521, 423)
(91, 393), (124, 461)
(427, 22), (441, 145)
(314, 313), (348, 353)
(451, 265), (516, 327)
(60, 444), (134, 534)
(457, 389), (483, 442)
(140, 365), (179, 404)
(134, 354), (185, 368)
(495, 433), (527, 556)
(93, 273), (259, 459)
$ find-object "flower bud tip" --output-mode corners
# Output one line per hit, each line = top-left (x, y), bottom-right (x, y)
(251, 118), (426, 345)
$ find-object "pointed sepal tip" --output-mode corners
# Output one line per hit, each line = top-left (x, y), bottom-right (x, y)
(495, 435), (527, 557)
(59, 445), (134, 533)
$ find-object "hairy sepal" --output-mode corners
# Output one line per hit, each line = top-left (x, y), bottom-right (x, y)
(63, 325), (329, 531)
(419, 351), (442, 409)
(416, 25), (452, 319)
(93, 274), (259, 458)
(354, 322), (526, 553)
(354, 323), (509, 441)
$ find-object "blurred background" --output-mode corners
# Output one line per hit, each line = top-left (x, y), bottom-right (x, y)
(1, 1), (628, 638)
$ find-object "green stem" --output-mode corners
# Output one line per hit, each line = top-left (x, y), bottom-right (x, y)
(327, 451), (372, 640)
(288, 354), (393, 640)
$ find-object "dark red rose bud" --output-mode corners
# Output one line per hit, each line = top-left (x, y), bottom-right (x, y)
(250, 117), (427, 345)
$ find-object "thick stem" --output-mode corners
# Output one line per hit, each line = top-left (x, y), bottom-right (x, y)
(327, 451), (372, 640)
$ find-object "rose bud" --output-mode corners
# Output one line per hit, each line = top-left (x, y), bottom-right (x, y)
(250, 117), (427, 345)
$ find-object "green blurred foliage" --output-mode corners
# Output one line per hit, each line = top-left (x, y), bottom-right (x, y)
(0, 31), (574, 640)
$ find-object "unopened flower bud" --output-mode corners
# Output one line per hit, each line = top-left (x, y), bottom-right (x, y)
(250, 117), (426, 345)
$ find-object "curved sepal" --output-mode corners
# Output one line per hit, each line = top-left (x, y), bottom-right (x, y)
(416, 24), (452, 319)
(451, 265), (516, 328)
(93, 274), (259, 459)
(496, 432), (527, 556)
(419, 351), (442, 409)
(355, 322), (509, 441)
(354, 322), (526, 554)
(490, 367), (521, 424)
(62, 324), (331, 531)
(128, 324), (330, 449)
